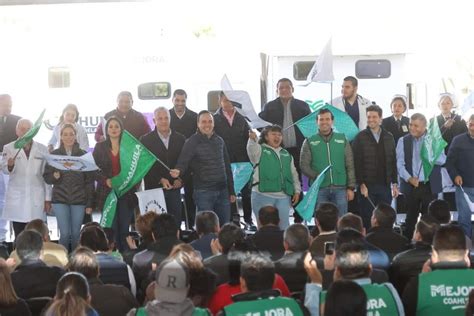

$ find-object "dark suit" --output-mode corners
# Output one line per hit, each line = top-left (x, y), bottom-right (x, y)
(247, 225), (285, 260)
(140, 129), (186, 225)
(274, 251), (307, 293)
(366, 226), (410, 260)
(382, 115), (409, 145)
(0, 114), (20, 151)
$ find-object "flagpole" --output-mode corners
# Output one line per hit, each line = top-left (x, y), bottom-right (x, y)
(330, 82), (333, 102)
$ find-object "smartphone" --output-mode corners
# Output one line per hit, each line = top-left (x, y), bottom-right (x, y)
(324, 241), (335, 255)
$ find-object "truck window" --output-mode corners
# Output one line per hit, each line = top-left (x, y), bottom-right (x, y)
(138, 82), (171, 100)
(293, 61), (314, 81)
(355, 59), (391, 79)
(48, 67), (70, 88)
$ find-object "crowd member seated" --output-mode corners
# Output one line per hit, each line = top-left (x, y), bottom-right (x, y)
(68, 247), (138, 316)
(324, 280), (367, 316)
(79, 225), (136, 295)
(9, 219), (68, 268)
(366, 203), (409, 260)
(275, 224), (311, 293)
(246, 206), (285, 260)
(402, 225), (474, 315)
(132, 213), (181, 294)
(208, 245), (290, 315)
(203, 223), (246, 285)
(44, 272), (99, 316)
(127, 256), (211, 316)
(304, 243), (404, 316)
(103, 227), (123, 261)
(309, 203), (338, 258)
(190, 211), (220, 260)
(428, 199), (472, 249)
(124, 211), (159, 266)
(0, 258), (31, 316)
(10, 230), (64, 301)
(390, 215), (440, 294)
(220, 254), (306, 315)
(337, 213), (390, 270)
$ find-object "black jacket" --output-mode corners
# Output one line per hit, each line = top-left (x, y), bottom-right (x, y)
(88, 277), (138, 316)
(213, 108), (250, 163)
(389, 241), (431, 294)
(382, 115), (409, 145)
(169, 107), (198, 139)
(435, 113), (468, 154)
(274, 251), (307, 293)
(43, 144), (95, 208)
(0, 114), (21, 151)
(352, 127), (398, 185)
(259, 97), (311, 149)
(203, 253), (230, 286)
(366, 226), (410, 261)
(176, 132), (235, 194)
(140, 129), (186, 189)
(247, 225), (285, 261)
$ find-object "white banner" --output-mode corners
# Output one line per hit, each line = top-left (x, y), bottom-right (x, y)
(135, 188), (167, 215)
(43, 152), (98, 171)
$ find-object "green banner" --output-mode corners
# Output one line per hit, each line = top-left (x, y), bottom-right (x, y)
(231, 162), (253, 194)
(14, 109), (46, 149)
(421, 119), (447, 179)
(111, 130), (157, 197)
(295, 103), (359, 141)
(295, 165), (331, 221)
(100, 191), (118, 228)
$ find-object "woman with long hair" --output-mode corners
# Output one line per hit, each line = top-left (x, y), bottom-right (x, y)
(0, 259), (31, 316)
(44, 124), (95, 251)
(93, 116), (137, 252)
(247, 125), (301, 230)
(48, 103), (89, 152)
(45, 272), (98, 316)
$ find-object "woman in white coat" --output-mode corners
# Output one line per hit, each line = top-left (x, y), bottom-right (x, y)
(1, 119), (52, 238)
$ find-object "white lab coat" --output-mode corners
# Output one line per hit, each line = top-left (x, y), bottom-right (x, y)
(1, 141), (52, 223)
(331, 95), (372, 130)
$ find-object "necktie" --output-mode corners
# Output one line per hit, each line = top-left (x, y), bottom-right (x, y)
(396, 119), (401, 132)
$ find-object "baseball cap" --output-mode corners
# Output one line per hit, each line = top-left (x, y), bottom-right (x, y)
(155, 258), (190, 303)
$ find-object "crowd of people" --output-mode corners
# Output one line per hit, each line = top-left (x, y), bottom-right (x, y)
(0, 73), (473, 315)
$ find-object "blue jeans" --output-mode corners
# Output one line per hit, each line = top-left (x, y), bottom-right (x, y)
(456, 186), (474, 238)
(164, 188), (182, 227)
(358, 184), (392, 229)
(112, 197), (134, 252)
(317, 187), (347, 217)
(251, 191), (291, 230)
(53, 203), (85, 251)
(193, 188), (231, 225)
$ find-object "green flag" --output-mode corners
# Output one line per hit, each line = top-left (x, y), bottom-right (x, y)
(100, 191), (118, 228)
(421, 118), (447, 179)
(231, 162), (253, 194)
(295, 165), (331, 221)
(111, 130), (157, 197)
(14, 109), (46, 149)
(295, 103), (359, 140)
(305, 99), (325, 112)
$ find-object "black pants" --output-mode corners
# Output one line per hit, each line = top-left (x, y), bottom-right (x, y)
(183, 174), (196, 229)
(403, 183), (436, 239)
(231, 181), (252, 224)
(286, 147), (304, 223)
(12, 221), (27, 240)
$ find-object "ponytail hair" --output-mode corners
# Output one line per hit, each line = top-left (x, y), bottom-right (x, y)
(45, 272), (91, 316)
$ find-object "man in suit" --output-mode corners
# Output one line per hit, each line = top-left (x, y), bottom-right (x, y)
(382, 95), (410, 145)
(0, 94), (20, 244)
(141, 107), (186, 227)
(397, 113), (446, 239)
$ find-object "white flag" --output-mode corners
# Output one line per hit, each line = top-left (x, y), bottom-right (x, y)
(135, 188), (168, 215)
(43, 152), (99, 171)
(221, 75), (272, 129)
(461, 187), (474, 213)
(306, 38), (334, 83)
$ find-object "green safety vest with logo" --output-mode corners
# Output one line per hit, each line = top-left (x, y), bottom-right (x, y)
(320, 282), (402, 315)
(417, 269), (474, 316)
(257, 145), (295, 196)
(223, 296), (304, 316)
(308, 132), (347, 187)
(135, 306), (210, 316)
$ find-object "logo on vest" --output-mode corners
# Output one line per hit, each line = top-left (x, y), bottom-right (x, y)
(310, 140), (320, 146)
(334, 139), (344, 144)
(241, 307), (295, 316)
(366, 298), (387, 316)
(430, 284), (474, 309)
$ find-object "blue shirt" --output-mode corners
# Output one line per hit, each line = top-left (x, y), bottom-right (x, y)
(344, 98), (360, 128)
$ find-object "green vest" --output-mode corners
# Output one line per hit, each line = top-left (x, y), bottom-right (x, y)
(258, 145), (295, 196)
(223, 296), (303, 316)
(417, 269), (474, 316)
(135, 307), (210, 316)
(308, 132), (347, 187)
(320, 282), (402, 315)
